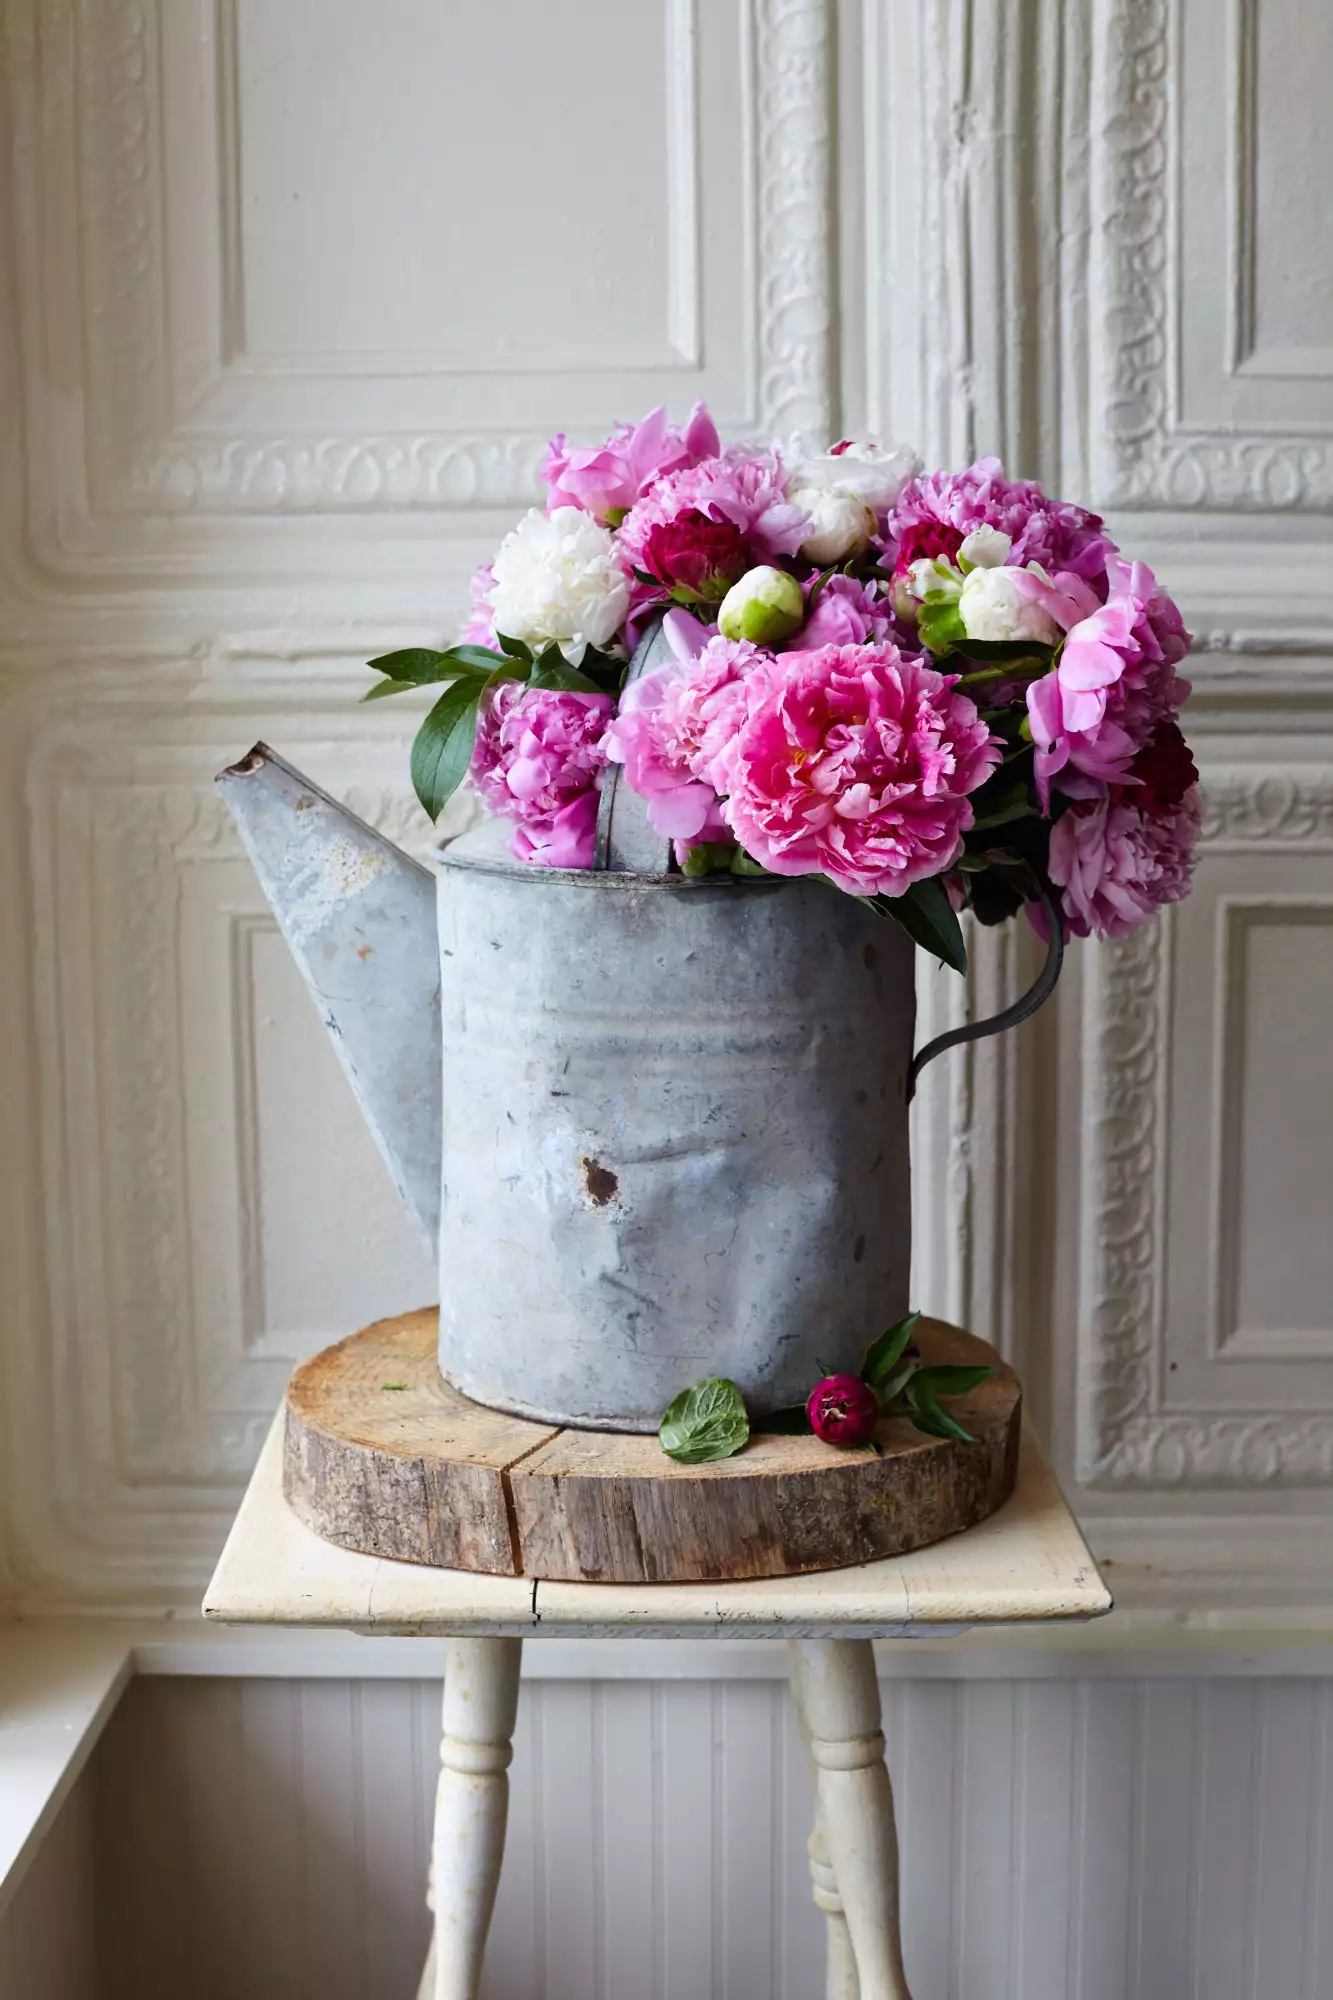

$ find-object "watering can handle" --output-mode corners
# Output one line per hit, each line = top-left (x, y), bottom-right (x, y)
(905, 882), (1064, 1103)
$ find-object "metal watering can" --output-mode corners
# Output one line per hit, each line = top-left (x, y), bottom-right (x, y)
(219, 629), (1059, 1432)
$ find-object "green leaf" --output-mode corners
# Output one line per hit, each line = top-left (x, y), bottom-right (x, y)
(410, 679), (484, 822)
(526, 643), (601, 694)
(367, 647), (453, 680)
(659, 1378), (751, 1464)
(445, 644), (521, 674)
(876, 1358), (921, 1405)
(910, 1364), (995, 1399)
(576, 644), (629, 693)
(495, 632), (532, 661)
(361, 677), (420, 702)
(903, 1374), (985, 1444)
(730, 848), (773, 878)
(867, 878), (967, 974)
(860, 1311), (921, 1392)
(953, 638), (1056, 664)
(968, 799), (1039, 834)
(904, 1396), (974, 1443)
(751, 1404), (813, 1435)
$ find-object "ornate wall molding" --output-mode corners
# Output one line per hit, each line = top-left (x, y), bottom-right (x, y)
(1092, 0), (1333, 509)
(1077, 768), (1333, 1487)
(7, 0), (835, 559)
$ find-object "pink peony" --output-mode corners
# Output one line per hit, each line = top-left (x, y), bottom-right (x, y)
(792, 574), (893, 651)
(619, 450), (810, 601)
(542, 402), (719, 521)
(468, 682), (614, 868)
(1025, 558), (1192, 806)
(1048, 785), (1202, 939)
(722, 642), (999, 897)
(605, 623), (767, 841)
(806, 1374), (880, 1447)
(885, 457), (1115, 589)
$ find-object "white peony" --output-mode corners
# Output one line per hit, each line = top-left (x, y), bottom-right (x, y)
(790, 486), (876, 565)
(958, 525), (1012, 570)
(787, 441), (922, 513)
(489, 507), (629, 663)
(958, 565), (1062, 645)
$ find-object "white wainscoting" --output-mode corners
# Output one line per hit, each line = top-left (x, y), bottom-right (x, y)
(65, 1672), (1333, 2000)
(0, 1783), (97, 2000)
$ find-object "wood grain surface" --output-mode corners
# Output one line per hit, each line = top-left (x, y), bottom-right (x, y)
(282, 1309), (1021, 1584)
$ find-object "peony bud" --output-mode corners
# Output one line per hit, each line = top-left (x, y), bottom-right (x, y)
(806, 1373), (880, 1448)
(905, 555), (963, 603)
(718, 565), (805, 646)
(958, 525), (1012, 571)
(789, 485), (876, 565)
(958, 565), (1062, 645)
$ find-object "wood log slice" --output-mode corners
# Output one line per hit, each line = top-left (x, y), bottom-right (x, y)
(283, 1309), (1021, 1584)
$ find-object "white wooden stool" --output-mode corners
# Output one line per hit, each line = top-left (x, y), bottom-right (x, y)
(206, 1416), (1109, 1998)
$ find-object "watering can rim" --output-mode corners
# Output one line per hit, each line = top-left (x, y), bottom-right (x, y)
(434, 822), (784, 892)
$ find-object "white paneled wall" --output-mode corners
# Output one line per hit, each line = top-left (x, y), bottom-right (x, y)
(2, 0), (1333, 1988)
(74, 1673), (1333, 2000)
(0, 0), (1329, 1615)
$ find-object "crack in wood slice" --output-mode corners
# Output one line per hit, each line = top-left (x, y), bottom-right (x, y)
(282, 1309), (1022, 1584)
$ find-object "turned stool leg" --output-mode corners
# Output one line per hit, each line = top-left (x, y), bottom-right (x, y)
(424, 1636), (522, 2000)
(808, 1793), (861, 2000)
(789, 1640), (914, 2000)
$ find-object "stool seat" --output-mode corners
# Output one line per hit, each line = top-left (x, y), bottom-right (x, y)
(206, 1406), (1110, 1998)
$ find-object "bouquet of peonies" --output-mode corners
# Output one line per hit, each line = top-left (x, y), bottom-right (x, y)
(366, 403), (1198, 967)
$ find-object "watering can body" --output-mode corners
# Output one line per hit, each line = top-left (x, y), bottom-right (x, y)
(219, 748), (915, 1431)
(434, 818), (913, 1428)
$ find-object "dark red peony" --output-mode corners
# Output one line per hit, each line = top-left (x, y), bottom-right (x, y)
(638, 510), (752, 600)
(1123, 719), (1198, 814)
(806, 1373), (880, 1447)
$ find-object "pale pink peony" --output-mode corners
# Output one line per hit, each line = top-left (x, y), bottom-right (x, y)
(468, 682), (614, 868)
(604, 624), (767, 841)
(722, 643), (999, 897)
(511, 792), (603, 869)
(1047, 786), (1202, 939)
(543, 402), (719, 521)
(792, 574), (894, 651)
(885, 457), (1115, 589)
(1025, 558), (1192, 806)
(618, 450), (810, 600)
(460, 562), (498, 648)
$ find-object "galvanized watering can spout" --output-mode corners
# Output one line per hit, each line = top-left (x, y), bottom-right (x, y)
(216, 745), (442, 1248)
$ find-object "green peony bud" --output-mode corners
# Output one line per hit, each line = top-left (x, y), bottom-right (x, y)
(717, 565), (805, 647)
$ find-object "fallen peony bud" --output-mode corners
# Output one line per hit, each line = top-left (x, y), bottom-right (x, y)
(718, 564), (805, 646)
(806, 1372), (880, 1447)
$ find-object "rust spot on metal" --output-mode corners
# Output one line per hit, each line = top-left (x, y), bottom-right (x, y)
(221, 743), (270, 779)
(295, 793), (316, 812)
(355, 943), (374, 960)
(582, 1157), (619, 1206)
